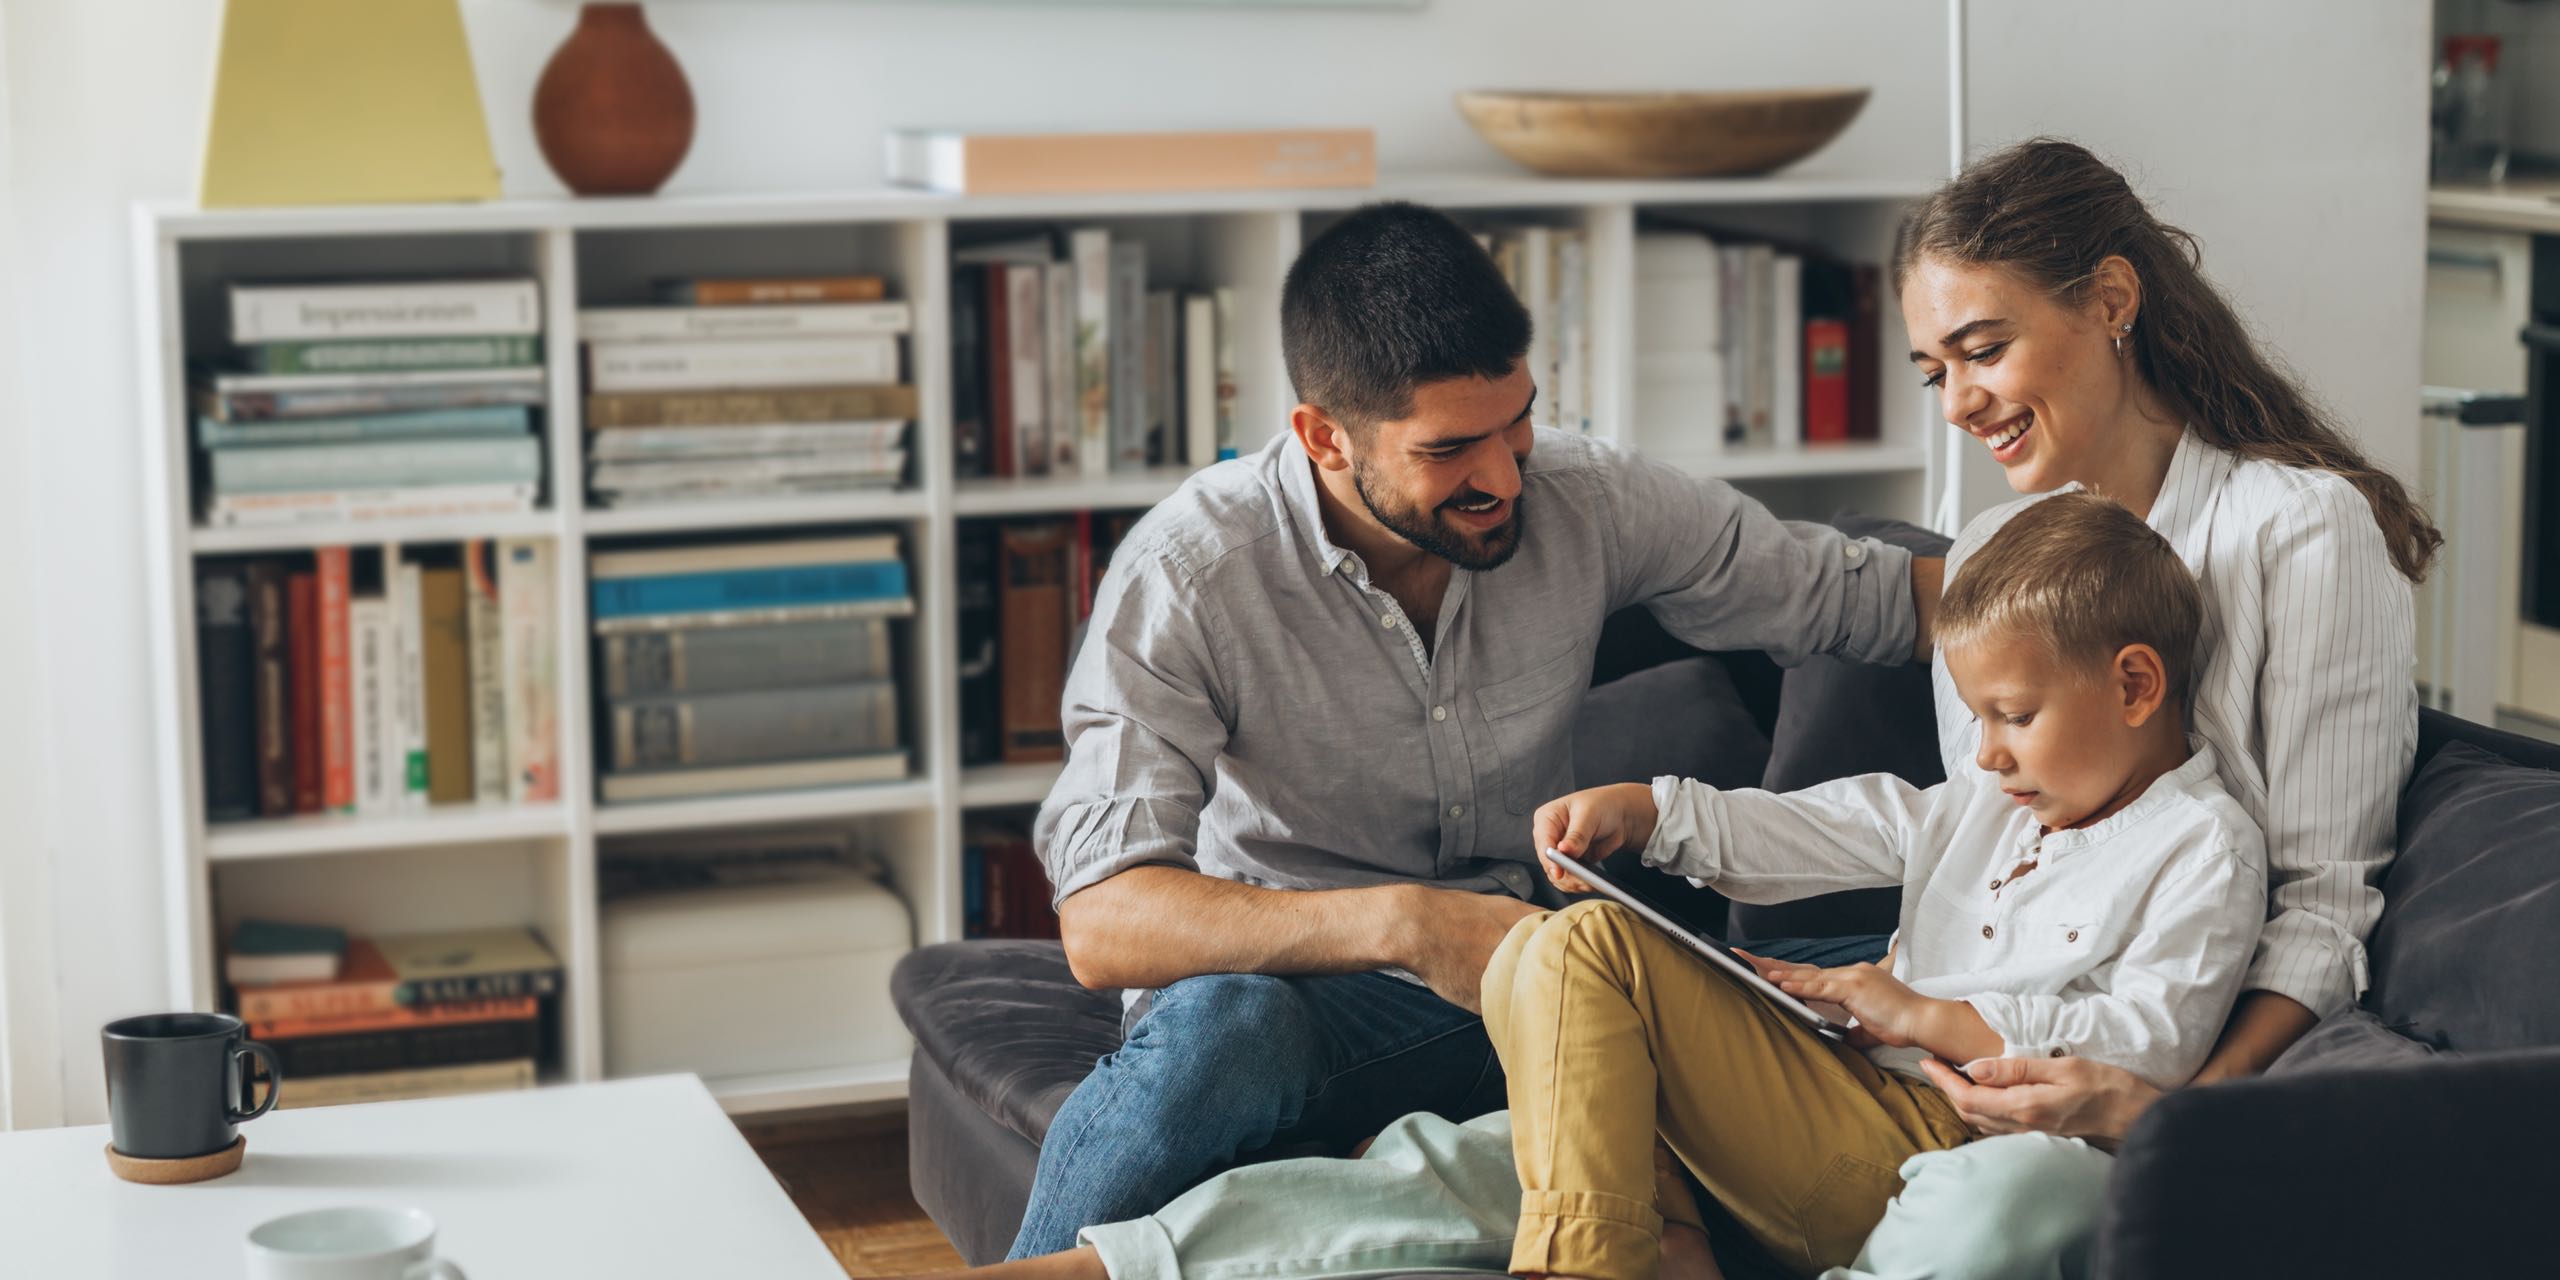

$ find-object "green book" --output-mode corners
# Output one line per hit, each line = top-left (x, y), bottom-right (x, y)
(247, 335), (543, 375)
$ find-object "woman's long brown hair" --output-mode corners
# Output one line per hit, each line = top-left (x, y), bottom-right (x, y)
(1894, 137), (2441, 582)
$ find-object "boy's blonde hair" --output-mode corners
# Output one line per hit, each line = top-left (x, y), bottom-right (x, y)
(1937, 493), (2203, 707)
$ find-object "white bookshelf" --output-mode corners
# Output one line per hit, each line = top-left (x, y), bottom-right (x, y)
(135, 174), (1938, 1115)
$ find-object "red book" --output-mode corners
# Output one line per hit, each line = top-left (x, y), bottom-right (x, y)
(1804, 318), (1851, 443)
(984, 269), (1016, 479)
(287, 571), (322, 812)
(249, 995), (539, 1041)
(316, 547), (354, 812)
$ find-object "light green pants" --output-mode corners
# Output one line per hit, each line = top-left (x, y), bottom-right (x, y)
(1077, 1112), (2113, 1280)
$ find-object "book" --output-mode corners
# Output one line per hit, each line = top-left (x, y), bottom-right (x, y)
(1805, 318), (1852, 444)
(982, 263), (1016, 478)
(1108, 242), (1149, 471)
(249, 995), (537, 1042)
(587, 454), (907, 493)
(264, 1012), (542, 1079)
(654, 276), (887, 306)
(885, 127), (1376, 196)
(287, 571), (323, 812)
(204, 484), (538, 529)
(225, 920), (346, 987)
(348, 593), (396, 817)
(583, 385), (919, 429)
(998, 521), (1072, 763)
(577, 302), (913, 342)
(585, 419), (906, 461)
(316, 547), (354, 812)
(1070, 229), (1112, 479)
(589, 534), (902, 580)
(498, 539), (559, 804)
(274, 1058), (536, 1110)
(950, 262), (989, 477)
(393, 561), (428, 809)
(600, 617), (894, 699)
(1043, 262), (1079, 474)
(585, 334), (902, 394)
(1771, 253), (1804, 448)
(228, 279), (540, 344)
(1183, 293), (1217, 467)
(198, 405), (535, 449)
(208, 436), (543, 496)
(1146, 289), (1178, 465)
(1849, 264), (1882, 441)
(957, 522), (1000, 765)
(1213, 288), (1240, 460)
(200, 379), (544, 423)
(243, 335), (541, 376)
(609, 680), (903, 770)
(420, 565), (473, 805)
(464, 541), (509, 803)
(1744, 244), (1776, 448)
(208, 364), (546, 398)
(247, 561), (294, 816)
(235, 929), (561, 1024)
(587, 474), (903, 507)
(1718, 245), (1749, 446)
(1555, 229), (1591, 434)
(589, 561), (912, 622)
(196, 562), (258, 821)
(1006, 263), (1049, 476)
(590, 595), (917, 637)
(599, 750), (910, 803)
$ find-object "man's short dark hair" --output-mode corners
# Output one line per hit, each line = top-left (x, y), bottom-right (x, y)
(1281, 202), (1532, 432)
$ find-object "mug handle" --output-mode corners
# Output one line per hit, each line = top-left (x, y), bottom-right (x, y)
(403, 1261), (467, 1280)
(228, 1040), (283, 1123)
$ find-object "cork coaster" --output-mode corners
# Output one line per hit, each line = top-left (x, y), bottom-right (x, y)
(104, 1135), (245, 1185)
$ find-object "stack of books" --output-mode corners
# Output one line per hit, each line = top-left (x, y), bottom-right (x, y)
(224, 921), (560, 1109)
(961, 815), (1059, 940)
(949, 231), (1238, 480)
(579, 276), (917, 508)
(956, 512), (1141, 767)
(1634, 230), (1882, 453)
(195, 540), (559, 823)
(1480, 225), (1596, 436)
(195, 279), (547, 528)
(591, 533), (916, 803)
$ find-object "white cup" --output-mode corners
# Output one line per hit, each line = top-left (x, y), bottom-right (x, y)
(244, 1206), (467, 1280)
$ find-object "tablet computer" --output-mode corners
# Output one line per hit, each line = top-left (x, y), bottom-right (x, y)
(1540, 847), (1855, 1043)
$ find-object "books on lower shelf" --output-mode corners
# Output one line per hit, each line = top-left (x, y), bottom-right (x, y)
(948, 229), (1238, 481)
(226, 923), (560, 1110)
(958, 512), (1142, 768)
(963, 816), (1059, 940)
(1633, 229), (1882, 453)
(196, 539), (560, 823)
(195, 278), (549, 528)
(577, 280), (915, 509)
(590, 532), (917, 804)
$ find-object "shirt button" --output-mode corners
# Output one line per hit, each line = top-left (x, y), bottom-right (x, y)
(2066, 930), (2079, 943)
(1981, 924), (1994, 940)
(1449, 805), (1464, 818)
(1844, 543), (1868, 567)
(1988, 878), (2002, 891)
(1381, 614), (1397, 628)
(2049, 1047), (2067, 1058)
(1432, 705), (1448, 721)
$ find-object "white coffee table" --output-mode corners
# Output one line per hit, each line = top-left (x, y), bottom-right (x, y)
(0, 1074), (849, 1278)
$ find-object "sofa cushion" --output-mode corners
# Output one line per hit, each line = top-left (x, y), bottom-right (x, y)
(2266, 1007), (2435, 1077)
(2366, 739), (2560, 1052)
(1574, 654), (1770, 792)
(1730, 513), (1951, 942)
(890, 940), (1124, 1145)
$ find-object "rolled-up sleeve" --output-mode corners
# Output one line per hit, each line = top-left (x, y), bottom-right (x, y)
(2242, 481), (2418, 1018)
(1599, 449), (1915, 666)
(1033, 544), (1232, 905)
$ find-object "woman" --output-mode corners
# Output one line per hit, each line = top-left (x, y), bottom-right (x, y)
(925, 137), (2435, 1280)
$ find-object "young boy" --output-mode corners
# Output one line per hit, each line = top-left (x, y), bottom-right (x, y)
(1500, 492), (2269, 1278)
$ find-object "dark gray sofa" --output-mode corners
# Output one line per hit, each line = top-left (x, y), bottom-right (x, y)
(892, 521), (2560, 1277)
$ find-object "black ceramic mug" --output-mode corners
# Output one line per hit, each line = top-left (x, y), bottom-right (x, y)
(100, 1012), (282, 1159)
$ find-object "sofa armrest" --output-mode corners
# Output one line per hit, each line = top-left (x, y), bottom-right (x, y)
(2097, 1045), (2560, 1279)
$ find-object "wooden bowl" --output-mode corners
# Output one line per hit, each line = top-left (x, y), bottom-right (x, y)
(1454, 88), (1871, 179)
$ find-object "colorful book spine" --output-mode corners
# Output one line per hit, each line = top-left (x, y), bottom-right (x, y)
(316, 548), (354, 813)
(588, 561), (911, 621)
(205, 380), (545, 423)
(275, 1058), (535, 1110)
(393, 562), (428, 809)
(247, 561), (294, 816)
(1043, 263), (1078, 474)
(1070, 229), (1112, 479)
(583, 385), (919, 429)
(654, 276), (887, 305)
(998, 522), (1071, 763)
(464, 541), (509, 803)
(577, 302), (913, 342)
(1213, 288), (1239, 460)
(349, 594), (396, 817)
(420, 566), (473, 805)
(245, 335), (541, 375)
(250, 995), (538, 1041)
(208, 437), (543, 496)
(983, 266), (1016, 478)
(609, 680), (903, 770)
(1108, 242), (1149, 471)
(1006, 263), (1049, 476)
(197, 405), (533, 449)
(498, 539), (559, 805)
(264, 1015), (543, 1079)
(1805, 317), (1852, 443)
(287, 571), (323, 812)
(196, 562), (258, 821)
(228, 279), (541, 343)
(585, 335), (902, 394)
(600, 617), (894, 699)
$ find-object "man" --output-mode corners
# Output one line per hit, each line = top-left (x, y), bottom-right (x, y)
(1013, 201), (1943, 1259)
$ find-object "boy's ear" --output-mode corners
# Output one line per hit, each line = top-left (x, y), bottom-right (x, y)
(2114, 643), (2169, 728)
(1291, 404), (1354, 472)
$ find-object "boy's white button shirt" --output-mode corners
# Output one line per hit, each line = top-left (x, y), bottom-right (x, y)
(1644, 745), (2267, 1090)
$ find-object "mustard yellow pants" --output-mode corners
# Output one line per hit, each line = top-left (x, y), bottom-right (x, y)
(1482, 901), (1974, 1280)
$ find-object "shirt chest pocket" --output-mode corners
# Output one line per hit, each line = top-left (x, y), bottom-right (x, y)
(1476, 647), (1589, 815)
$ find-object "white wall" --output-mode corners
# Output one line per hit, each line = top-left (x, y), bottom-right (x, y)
(1, 0), (2423, 1125)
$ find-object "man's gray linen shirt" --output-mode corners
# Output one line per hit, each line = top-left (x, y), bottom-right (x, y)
(1033, 429), (1918, 907)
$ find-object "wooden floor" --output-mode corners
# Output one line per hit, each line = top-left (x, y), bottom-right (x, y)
(741, 1109), (968, 1278)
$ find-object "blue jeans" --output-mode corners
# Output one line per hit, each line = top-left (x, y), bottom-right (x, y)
(1744, 932), (1893, 969)
(1007, 970), (1507, 1260)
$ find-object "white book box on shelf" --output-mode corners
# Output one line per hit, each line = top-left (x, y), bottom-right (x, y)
(135, 174), (1941, 1115)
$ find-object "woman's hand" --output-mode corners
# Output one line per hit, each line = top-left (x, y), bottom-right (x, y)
(1916, 1055), (2163, 1143)
(1531, 783), (1659, 893)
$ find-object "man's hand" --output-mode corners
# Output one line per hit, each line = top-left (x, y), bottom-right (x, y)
(1916, 1055), (2163, 1143)
(1395, 884), (1542, 1014)
(1531, 783), (1660, 893)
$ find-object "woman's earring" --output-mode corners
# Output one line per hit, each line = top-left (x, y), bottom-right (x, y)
(2115, 322), (2133, 357)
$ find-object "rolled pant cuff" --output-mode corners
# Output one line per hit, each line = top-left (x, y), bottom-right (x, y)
(1511, 1188), (1663, 1280)
(1080, 1215), (1183, 1280)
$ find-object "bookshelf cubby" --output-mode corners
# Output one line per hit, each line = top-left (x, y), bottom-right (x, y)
(138, 174), (1940, 1115)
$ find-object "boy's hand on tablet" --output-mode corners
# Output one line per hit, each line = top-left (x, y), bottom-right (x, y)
(1533, 783), (1659, 893)
(1763, 961), (1932, 1048)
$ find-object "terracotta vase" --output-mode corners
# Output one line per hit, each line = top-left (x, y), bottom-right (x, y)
(532, 4), (695, 196)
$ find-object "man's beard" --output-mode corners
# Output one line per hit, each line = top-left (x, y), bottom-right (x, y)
(1350, 454), (1524, 572)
